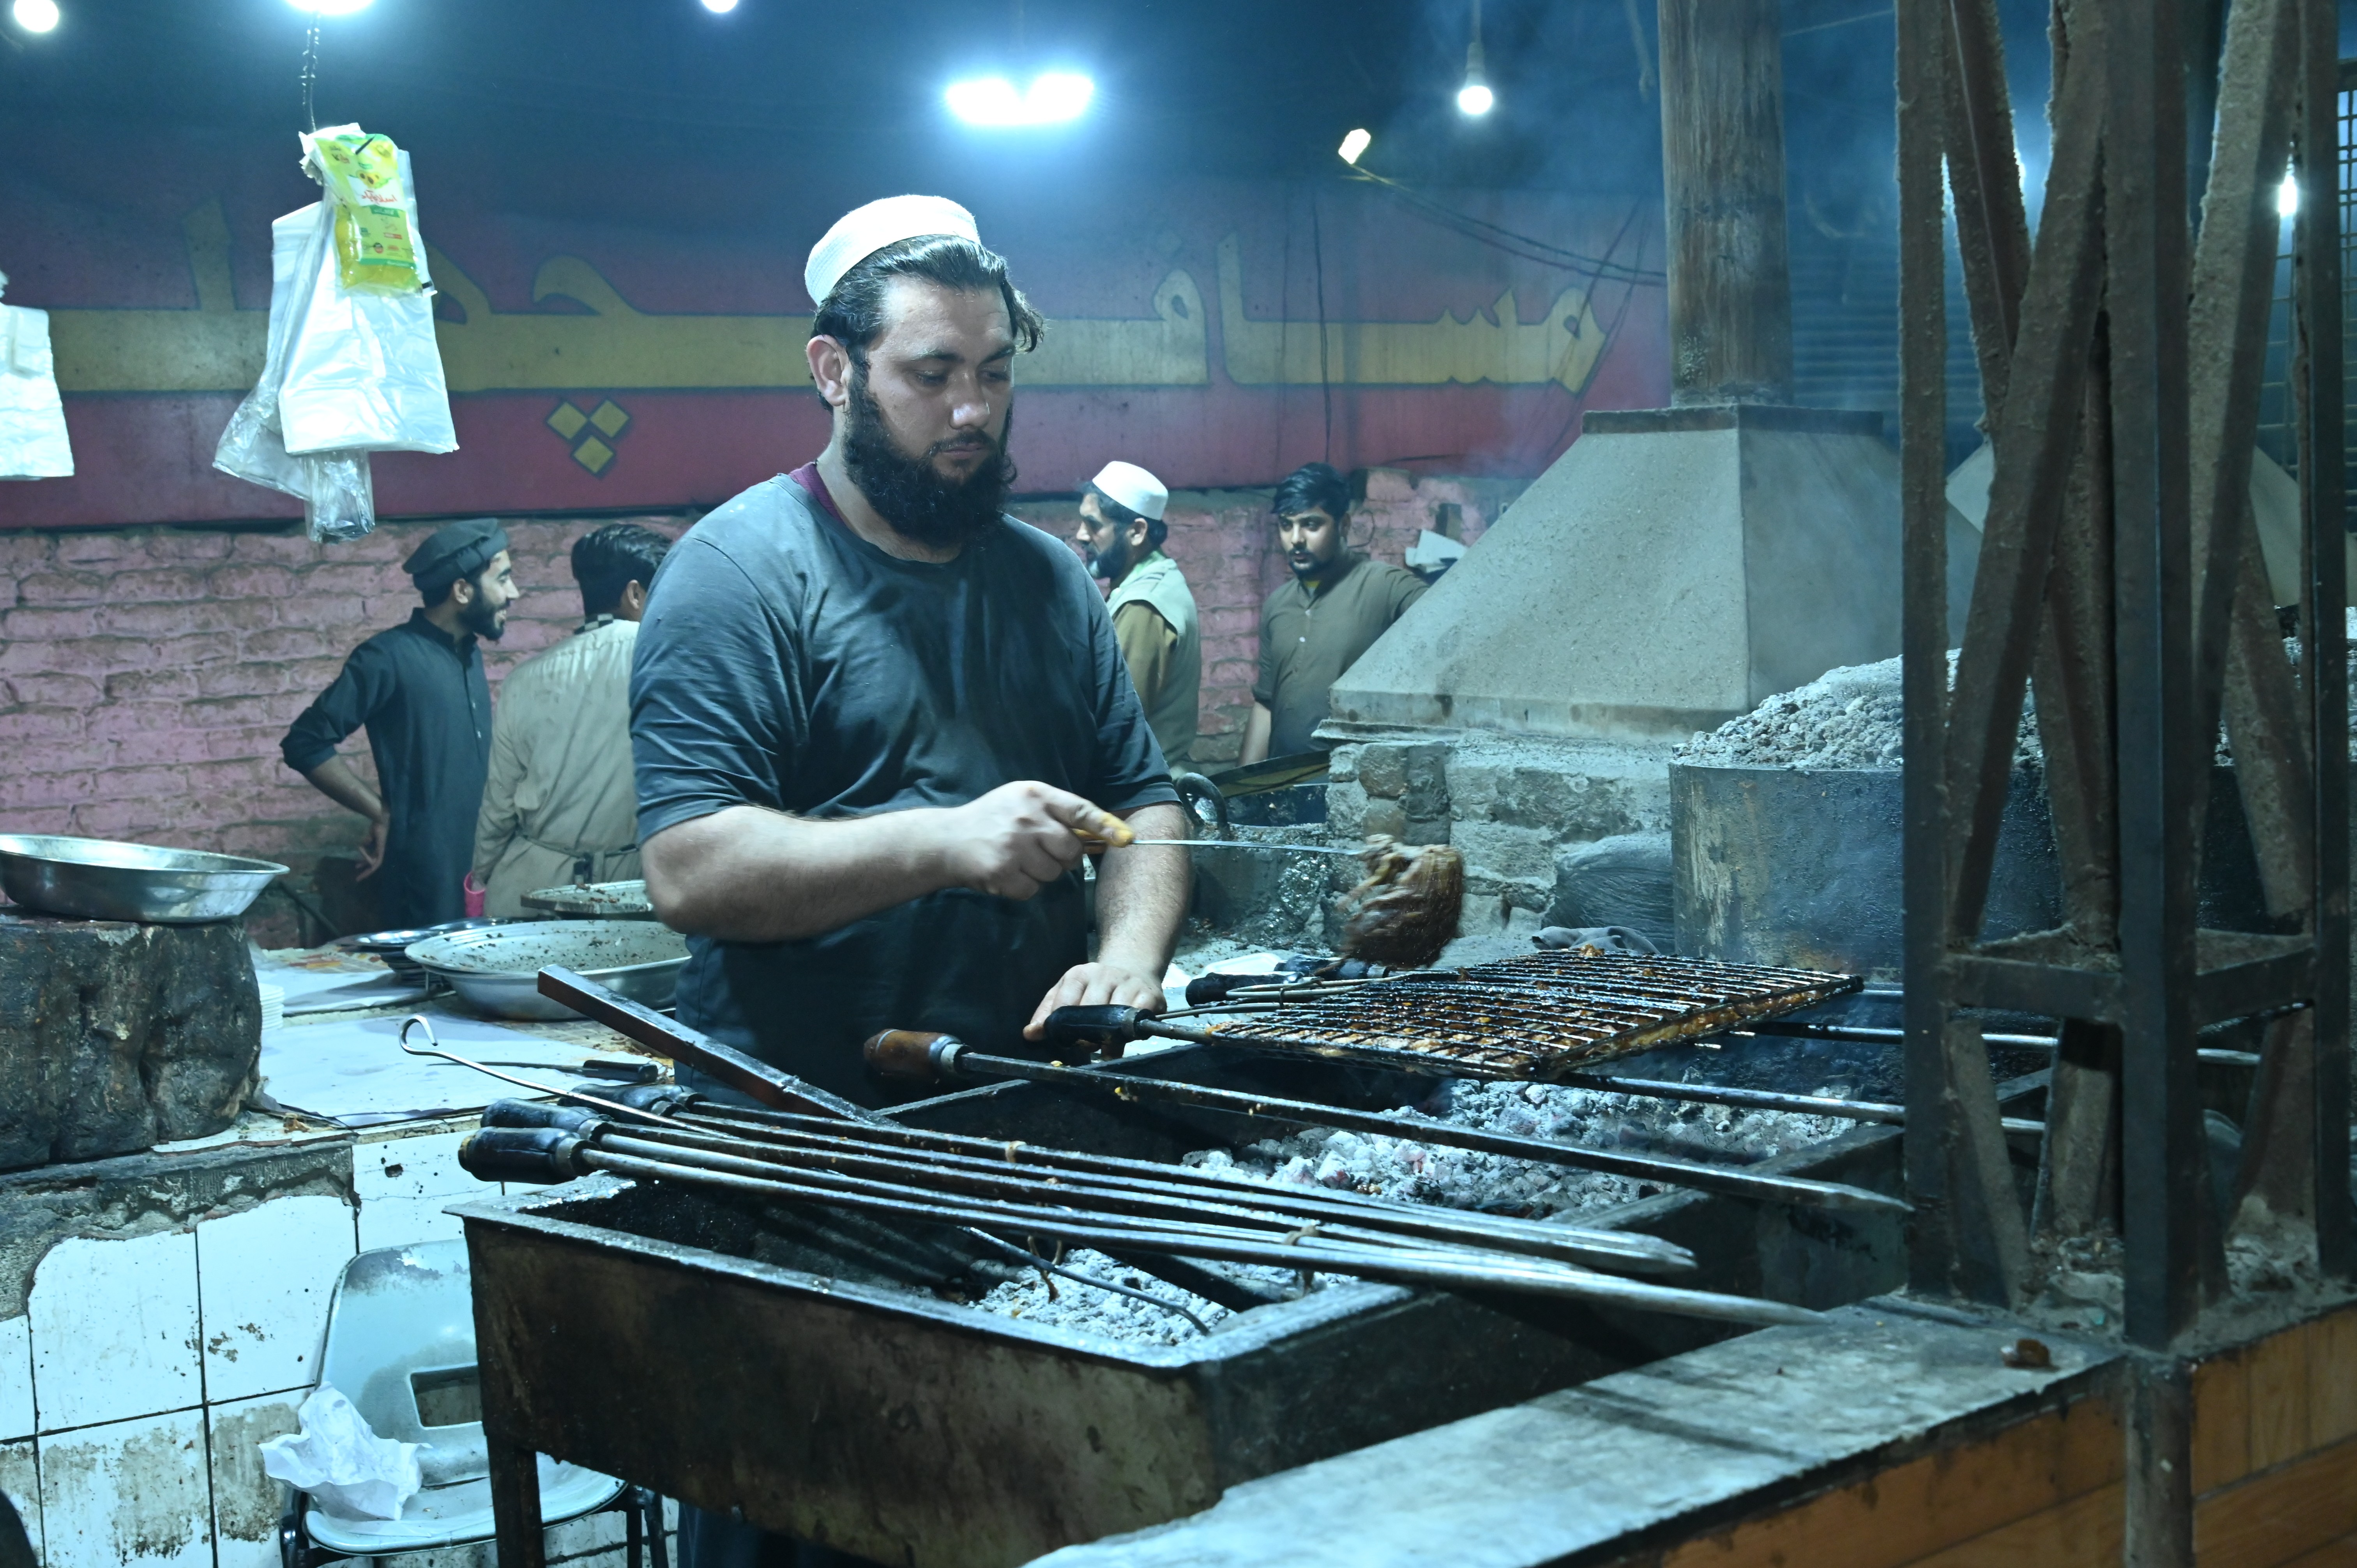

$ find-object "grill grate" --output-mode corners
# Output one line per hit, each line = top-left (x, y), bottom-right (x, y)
(1202, 952), (1862, 1079)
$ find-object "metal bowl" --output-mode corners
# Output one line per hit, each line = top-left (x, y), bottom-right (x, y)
(0, 834), (288, 924)
(518, 879), (656, 919)
(405, 920), (689, 1021)
(340, 918), (512, 978)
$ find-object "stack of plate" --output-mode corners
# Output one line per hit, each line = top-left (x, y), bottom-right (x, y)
(258, 982), (286, 1036)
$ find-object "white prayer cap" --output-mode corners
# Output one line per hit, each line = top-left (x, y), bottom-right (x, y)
(1090, 461), (1168, 522)
(804, 195), (981, 306)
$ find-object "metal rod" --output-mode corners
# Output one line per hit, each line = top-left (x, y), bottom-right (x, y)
(1551, 1071), (2044, 1137)
(1735, 1017), (2266, 1065)
(903, 1050), (1909, 1215)
(1112, 838), (1359, 856)
(575, 1146), (1822, 1328)
(661, 1105), (1693, 1274)
(597, 1119), (1684, 1276)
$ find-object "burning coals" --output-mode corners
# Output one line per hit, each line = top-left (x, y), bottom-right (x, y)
(971, 1250), (1318, 1345)
(1186, 1080), (1859, 1219)
(965, 1078), (1861, 1344)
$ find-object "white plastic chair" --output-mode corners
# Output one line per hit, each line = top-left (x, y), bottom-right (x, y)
(277, 1239), (664, 1566)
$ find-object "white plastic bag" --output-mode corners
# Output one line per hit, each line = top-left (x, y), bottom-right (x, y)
(212, 204), (378, 541)
(257, 1383), (424, 1522)
(278, 143), (456, 457)
(0, 271), (73, 480)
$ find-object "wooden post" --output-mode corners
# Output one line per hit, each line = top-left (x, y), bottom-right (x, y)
(1656, 0), (1795, 405)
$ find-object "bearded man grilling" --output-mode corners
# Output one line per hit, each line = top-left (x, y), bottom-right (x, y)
(631, 194), (1190, 1107)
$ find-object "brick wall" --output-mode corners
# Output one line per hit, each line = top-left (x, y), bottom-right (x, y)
(0, 468), (1516, 941)
(1010, 466), (1518, 761)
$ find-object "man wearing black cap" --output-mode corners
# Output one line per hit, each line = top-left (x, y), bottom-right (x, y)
(281, 518), (520, 929)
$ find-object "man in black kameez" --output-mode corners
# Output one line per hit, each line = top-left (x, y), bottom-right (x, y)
(281, 518), (519, 929)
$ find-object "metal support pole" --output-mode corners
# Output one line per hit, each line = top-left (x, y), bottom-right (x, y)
(2108, 0), (2213, 1347)
(1898, 0), (1956, 1295)
(2294, 0), (2355, 1278)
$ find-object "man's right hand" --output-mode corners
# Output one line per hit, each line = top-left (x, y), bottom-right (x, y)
(935, 781), (1126, 901)
(354, 815), (389, 880)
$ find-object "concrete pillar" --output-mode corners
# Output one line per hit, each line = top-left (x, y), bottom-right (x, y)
(1657, 0), (1795, 405)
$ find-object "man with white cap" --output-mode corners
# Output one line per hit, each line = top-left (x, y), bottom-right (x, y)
(632, 194), (1190, 1097)
(1074, 459), (1199, 766)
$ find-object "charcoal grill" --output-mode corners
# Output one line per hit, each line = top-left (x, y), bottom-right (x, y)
(459, 1036), (1923, 1568)
(1060, 951), (1864, 1080)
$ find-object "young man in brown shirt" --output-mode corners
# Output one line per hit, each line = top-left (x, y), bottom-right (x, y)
(1240, 462), (1427, 762)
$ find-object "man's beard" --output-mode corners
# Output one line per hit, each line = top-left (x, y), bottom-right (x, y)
(1085, 532), (1134, 583)
(843, 372), (1015, 549)
(459, 590), (506, 641)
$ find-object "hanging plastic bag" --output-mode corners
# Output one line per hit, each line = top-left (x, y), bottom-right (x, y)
(0, 271), (74, 480)
(211, 204), (377, 542)
(306, 129), (423, 294)
(278, 131), (455, 456)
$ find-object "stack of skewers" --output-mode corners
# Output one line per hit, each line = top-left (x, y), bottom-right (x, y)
(458, 1090), (1824, 1330)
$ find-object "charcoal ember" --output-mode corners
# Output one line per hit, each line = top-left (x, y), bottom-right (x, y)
(1193, 1081), (1855, 1220)
(968, 1247), (1316, 1345)
(0, 913), (261, 1170)
(1337, 836), (1464, 969)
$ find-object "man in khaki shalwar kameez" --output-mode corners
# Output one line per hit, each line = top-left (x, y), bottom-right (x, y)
(472, 524), (671, 916)
(1073, 460), (1199, 768)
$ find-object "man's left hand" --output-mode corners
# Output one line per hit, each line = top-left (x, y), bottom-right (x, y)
(1024, 961), (1165, 1044)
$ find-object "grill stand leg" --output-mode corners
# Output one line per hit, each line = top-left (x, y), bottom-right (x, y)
(488, 1435), (546, 1568)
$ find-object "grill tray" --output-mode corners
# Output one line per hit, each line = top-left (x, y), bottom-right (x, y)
(1201, 952), (1861, 1079)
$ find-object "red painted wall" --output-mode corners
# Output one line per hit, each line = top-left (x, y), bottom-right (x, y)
(0, 123), (1666, 529)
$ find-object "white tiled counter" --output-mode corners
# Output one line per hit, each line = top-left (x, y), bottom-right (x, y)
(0, 1106), (657, 1568)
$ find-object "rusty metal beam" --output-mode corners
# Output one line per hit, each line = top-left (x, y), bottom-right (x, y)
(2107, 0), (2214, 1348)
(1899, 0), (1960, 1298)
(1943, 1), (2124, 952)
(1944, 35), (2109, 944)
(2035, 1018), (2122, 1238)
(2187, 0), (2310, 919)
(1942, 0), (2032, 407)
(1938, 1019), (2032, 1304)
(2292, 0), (2355, 1280)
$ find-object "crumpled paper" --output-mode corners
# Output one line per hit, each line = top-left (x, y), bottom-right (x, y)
(258, 1384), (424, 1522)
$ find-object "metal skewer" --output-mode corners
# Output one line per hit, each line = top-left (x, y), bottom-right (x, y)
(556, 1107), (1688, 1275)
(460, 1127), (1820, 1328)
(404, 1016), (1222, 1326)
(662, 1100), (1693, 1273)
(860, 1032), (1910, 1216)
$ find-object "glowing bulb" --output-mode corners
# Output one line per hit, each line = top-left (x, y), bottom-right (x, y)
(701, 0), (739, 11)
(1456, 81), (1494, 115)
(1338, 128), (1372, 166)
(286, 0), (374, 12)
(2279, 170), (2301, 218)
(946, 71), (1094, 127)
(11, 0), (60, 30)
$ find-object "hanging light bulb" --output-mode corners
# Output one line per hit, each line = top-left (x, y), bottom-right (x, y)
(10, 0), (60, 32)
(1456, 0), (1493, 116)
(1338, 128), (1373, 166)
(2279, 168), (2301, 218)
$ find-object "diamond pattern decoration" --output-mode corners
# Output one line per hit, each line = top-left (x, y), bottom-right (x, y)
(546, 397), (630, 475)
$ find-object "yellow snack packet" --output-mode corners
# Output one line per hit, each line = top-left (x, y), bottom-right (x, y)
(306, 129), (421, 294)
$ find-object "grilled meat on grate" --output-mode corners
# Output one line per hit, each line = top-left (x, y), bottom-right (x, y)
(1205, 950), (1861, 1080)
